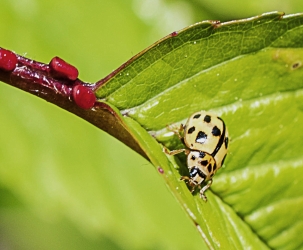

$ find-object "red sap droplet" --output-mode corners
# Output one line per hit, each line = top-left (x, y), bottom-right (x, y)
(0, 48), (17, 71)
(72, 84), (96, 109)
(49, 56), (78, 81)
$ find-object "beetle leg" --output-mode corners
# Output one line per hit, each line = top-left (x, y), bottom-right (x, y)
(166, 123), (184, 140)
(200, 179), (213, 202)
(180, 175), (190, 182)
(180, 176), (200, 194)
(164, 148), (190, 156)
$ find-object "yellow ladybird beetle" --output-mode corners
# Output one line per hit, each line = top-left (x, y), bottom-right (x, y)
(166, 111), (229, 201)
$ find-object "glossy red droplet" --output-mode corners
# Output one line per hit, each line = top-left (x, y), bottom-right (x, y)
(0, 48), (17, 71)
(49, 56), (78, 81)
(72, 84), (96, 109)
(171, 31), (178, 37)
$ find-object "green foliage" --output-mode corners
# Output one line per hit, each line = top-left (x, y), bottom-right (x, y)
(94, 12), (303, 249)
(1, 1), (303, 250)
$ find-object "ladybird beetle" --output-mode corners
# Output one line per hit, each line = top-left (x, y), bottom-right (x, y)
(165, 111), (229, 201)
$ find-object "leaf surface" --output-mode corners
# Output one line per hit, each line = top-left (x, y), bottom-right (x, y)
(95, 12), (303, 249)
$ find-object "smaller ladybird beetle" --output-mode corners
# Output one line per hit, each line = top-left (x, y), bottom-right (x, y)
(165, 111), (229, 201)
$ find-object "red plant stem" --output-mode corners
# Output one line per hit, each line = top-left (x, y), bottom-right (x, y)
(17, 55), (50, 72)
(12, 60), (72, 96)
(0, 49), (98, 99)
(0, 47), (148, 159)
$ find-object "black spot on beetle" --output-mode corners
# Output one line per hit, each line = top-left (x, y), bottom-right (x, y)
(199, 151), (205, 158)
(189, 167), (198, 178)
(191, 155), (196, 160)
(196, 131), (207, 144)
(207, 164), (212, 173)
(189, 167), (205, 179)
(204, 115), (211, 123)
(211, 118), (226, 157)
(201, 160), (208, 166)
(193, 114), (201, 119)
(188, 126), (195, 134)
(212, 126), (221, 136)
(221, 154), (227, 166)
(225, 137), (229, 148)
(213, 163), (217, 171)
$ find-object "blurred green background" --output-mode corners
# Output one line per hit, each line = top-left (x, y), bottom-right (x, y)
(0, 1), (302, 249)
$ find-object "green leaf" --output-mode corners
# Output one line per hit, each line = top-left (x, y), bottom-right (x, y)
(0, 1), (207, 249)
(2, 7), (303, 249)
(94, 12), (303, 249)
